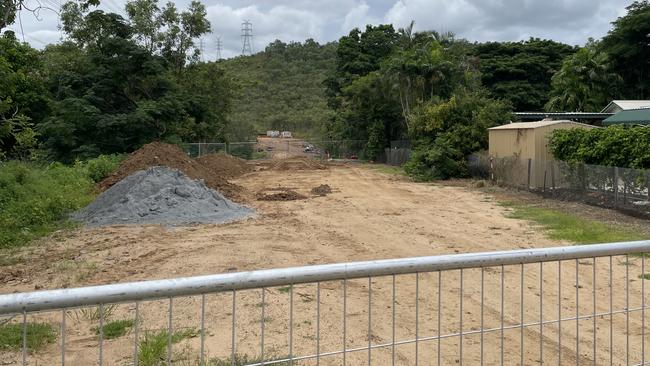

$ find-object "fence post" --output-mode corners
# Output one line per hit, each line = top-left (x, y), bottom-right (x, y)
(614, 167), (619, 204)
(551, 160), (556, 192)
(527, 159), (532, 190)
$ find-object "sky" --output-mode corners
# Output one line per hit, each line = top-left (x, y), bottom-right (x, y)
(7, 0), (631, 60)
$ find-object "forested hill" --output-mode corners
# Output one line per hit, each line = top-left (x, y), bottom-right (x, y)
(220, 39), (337, 140)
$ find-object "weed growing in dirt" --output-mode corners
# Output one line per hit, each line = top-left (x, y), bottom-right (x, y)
(208, 354), (291, 366)
(138, 328), (198, 366)
(501, 202), (647, 244)
(0, 322), (57, 352)
(93, 319), (134, 339)
(70, 304), (118, 323)
(277, 286), (291, 293)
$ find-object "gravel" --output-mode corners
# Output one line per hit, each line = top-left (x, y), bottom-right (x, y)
(73, 166), (254, 227)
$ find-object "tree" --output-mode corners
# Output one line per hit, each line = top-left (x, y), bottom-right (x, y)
(155, 0), (210, 75)
(405, 91), (513, 180)
(40, 9), (227, 161)
(0, 32), (47, 159)
(473, 39), (576, 111)
(546, 43), (621, 112)
(600, 1), (650, 99)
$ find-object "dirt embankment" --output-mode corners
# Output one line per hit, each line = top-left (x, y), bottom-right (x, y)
(97, 142), (244, 201)
(195, 153), (251, 179)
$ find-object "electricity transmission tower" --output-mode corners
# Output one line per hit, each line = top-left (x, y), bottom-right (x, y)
(241, 20), (253, 56)
(216, 36), (223, 60)
(199, 38), (204, 62)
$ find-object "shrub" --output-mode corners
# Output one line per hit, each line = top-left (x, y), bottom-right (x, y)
(80, 154), (124, 183)
(549, 126), (650, 169)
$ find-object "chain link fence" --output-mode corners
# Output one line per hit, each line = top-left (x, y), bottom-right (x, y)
(470, 156), (650, 217)
(182, 140), (414, 165)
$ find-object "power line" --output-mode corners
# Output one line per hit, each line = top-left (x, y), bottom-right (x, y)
(241, 20), (253, 56)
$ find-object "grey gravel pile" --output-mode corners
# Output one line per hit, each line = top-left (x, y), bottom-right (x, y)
(73, 166), (254, 226)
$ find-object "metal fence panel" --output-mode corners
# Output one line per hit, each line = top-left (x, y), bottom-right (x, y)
(2, 241), (650, 365)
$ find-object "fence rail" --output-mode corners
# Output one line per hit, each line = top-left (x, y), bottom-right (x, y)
(2, 241), (650, 365)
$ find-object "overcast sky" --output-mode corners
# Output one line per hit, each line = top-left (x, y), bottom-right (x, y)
(7, 0), (631, 59)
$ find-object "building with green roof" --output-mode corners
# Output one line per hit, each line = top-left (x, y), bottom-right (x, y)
(602, 108), (650, 126)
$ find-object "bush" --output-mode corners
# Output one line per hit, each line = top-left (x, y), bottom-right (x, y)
(404, 138), (466, 180)
(404, 91), (513, 181)
(80, 154), (124, 183)
(549, 126), (650, 169)
(0, 161), (96, 248)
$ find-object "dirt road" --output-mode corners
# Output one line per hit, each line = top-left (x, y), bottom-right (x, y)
(1, 164), (648, 365)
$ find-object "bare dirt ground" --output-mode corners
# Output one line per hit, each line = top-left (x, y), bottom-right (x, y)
(2, 163), (649, 365)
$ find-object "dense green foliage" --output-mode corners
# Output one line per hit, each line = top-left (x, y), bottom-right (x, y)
(219, 39), (337, 140)
(600, 1), (650, 99)
(546, 43), (621, 112)
(405, 92), (512, 180)
(327, 24), (513, 176)
(473, 39), (576, 111)
(545, 1), (650, 110)
(549, 127), (650, 169)
(0, 32), (47, 160)
(0, 155), (123, 248)
(0, 0), (229, 162)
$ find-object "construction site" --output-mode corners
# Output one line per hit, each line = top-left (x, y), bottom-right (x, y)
(0, 140), (649, 365)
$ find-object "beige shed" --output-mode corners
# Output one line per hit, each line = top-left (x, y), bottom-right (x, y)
(488, 120), (598, 188)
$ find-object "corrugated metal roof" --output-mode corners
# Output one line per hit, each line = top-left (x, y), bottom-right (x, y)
(601, 100), (650, 113)
(488, 120), (598, 130)
(603, 108), (650, 125)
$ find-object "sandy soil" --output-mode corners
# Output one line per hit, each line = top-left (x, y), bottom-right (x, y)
(1, 164), (649, 365)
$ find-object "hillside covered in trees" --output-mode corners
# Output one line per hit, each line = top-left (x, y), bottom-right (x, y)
(219, 40), (337, 140)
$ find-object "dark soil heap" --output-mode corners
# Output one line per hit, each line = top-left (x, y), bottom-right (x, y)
(97, 142), (243, 201)
(195, 153), (251, 179)
(311, 184), (332, 196)
(256, 188), (306, 201)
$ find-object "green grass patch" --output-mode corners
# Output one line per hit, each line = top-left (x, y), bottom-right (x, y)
(501, 202), (647, 244)
(0, 155), (122, 249)
(0, 322), (57, 352)
(640, 273), (650, 280)
(138, 328), (198, 366)
(93, 319), (134, 340)
(368, 164), (405, 176)
(277, 286), (291, 294)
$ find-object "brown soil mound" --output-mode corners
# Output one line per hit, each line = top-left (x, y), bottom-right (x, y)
(311, 184), (332, 196)
(256, 188), (306, 201)
(196, 154), (251, 179)
(97, 142), (243, 200)
(269, 157), (327, 171)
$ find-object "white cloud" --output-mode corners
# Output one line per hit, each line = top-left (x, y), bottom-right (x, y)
(2, 0), (631, 57)
(382, 0), (629, 46)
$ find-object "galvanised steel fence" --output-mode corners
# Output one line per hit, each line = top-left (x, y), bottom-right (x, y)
(2, 241), (650, 365)
(470, 156), (650, 217)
